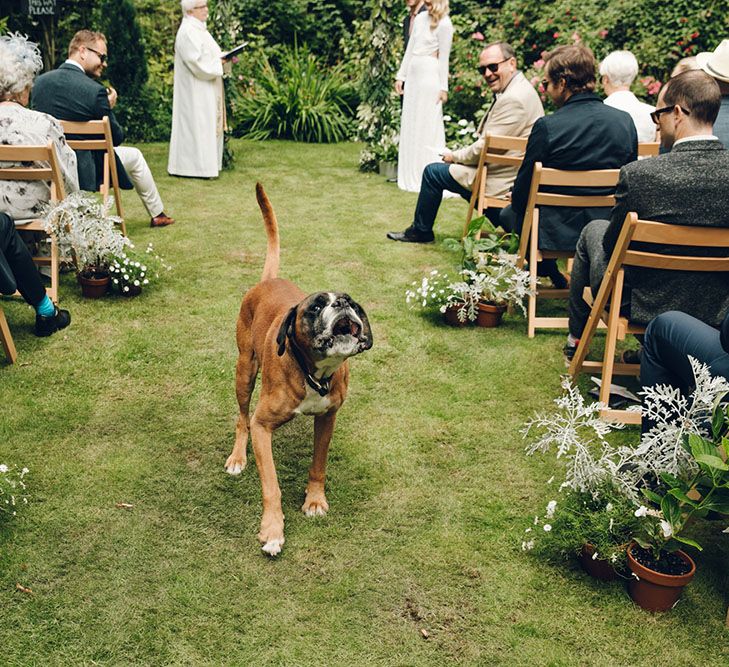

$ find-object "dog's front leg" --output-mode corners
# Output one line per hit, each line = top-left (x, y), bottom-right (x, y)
(302, 411), (337, 517)
(250, 416), (285, 556)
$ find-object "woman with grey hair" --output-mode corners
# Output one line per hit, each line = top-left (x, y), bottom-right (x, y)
(0, 33), (78, 221)
(168, 0), (226, 178)
(599, 50), (656, 142)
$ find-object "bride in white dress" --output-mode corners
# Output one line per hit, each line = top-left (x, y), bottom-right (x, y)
(395, 0), (453, 193)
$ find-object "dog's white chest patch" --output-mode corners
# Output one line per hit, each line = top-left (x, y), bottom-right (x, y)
(294, 386), (332, 415)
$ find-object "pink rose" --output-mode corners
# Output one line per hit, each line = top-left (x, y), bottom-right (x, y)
(534, 58), (545, 69)
(553, 32), (560, 39)
(598, 29), (609, 38)
(471, 32), (484, 41)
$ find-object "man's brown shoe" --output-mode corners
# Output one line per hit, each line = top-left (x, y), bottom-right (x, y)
(151, 213), (175, 227)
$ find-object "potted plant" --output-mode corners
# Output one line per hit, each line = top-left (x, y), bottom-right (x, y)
(524, 361), (729, 611)
(376, 129), (399, 179)
(109, 242), (171, 297)
(43, 193), (130, 298)
(406, 216), (532, 326)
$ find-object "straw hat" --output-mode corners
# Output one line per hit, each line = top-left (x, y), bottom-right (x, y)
(696, 39), (729, 83)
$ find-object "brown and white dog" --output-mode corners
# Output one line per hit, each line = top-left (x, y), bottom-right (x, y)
(225, 183), (373, 556)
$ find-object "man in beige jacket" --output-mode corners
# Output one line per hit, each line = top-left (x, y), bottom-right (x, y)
(388, 41), (544, 242)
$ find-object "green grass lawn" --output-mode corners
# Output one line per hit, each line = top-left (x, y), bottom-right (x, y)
(1, 140), (727, 665)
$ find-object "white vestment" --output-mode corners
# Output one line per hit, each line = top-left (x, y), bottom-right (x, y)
(168, 15), (224, 178)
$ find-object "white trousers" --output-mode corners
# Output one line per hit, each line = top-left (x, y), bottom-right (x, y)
(115, 146), (165, 218)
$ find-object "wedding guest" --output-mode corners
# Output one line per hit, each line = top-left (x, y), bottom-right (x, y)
(32, 30), (174, 227)
(394, 0), (453, 192)
(697, 39), (729, 147)
(599, 50), (656, 142)
(0, 212), (70, 337)
(0, 33), (78, 221)
(168, 0), (226, 179)
(499, 44), (637, 289)
(564, 71), (729, 361)
(402, 0), (426, 50)
(387, 42), (543, 243)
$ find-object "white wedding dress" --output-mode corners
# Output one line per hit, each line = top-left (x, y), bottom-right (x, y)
(396, 12), (453, 193)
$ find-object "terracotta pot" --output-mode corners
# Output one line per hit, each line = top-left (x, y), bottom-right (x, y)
(476, 301), (506, 328)
(443, 305), (468, 327)
(626, 542), (696, 612)
(77, 272), (110, 298)
(579, 543), (618, 581)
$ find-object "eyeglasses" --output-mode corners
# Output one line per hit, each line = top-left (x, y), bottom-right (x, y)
(540, 79), (550, 89)
(478, 59), (509, 76)
(85, 46), (107, 64)
(650, 105), (691, 124)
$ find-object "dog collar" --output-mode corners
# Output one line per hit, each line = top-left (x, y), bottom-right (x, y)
(286, 331), (331, 397)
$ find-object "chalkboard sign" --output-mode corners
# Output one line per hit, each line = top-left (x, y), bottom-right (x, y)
(24, 0), (57, 16)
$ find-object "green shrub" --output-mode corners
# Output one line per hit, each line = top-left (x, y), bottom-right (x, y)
(229, 44), (354, 143)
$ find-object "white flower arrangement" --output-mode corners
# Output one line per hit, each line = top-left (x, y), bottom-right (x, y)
(109, 242), (171, 295)
(405, 255), (532, 323)
(43, 192), (131, 275)
(0, 464), (29, 519)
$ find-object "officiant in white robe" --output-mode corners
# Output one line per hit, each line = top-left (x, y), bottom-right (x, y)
(168, 1), (225, 178)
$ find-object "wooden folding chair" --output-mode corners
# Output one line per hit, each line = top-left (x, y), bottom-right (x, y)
(0, 304), (17, 364)
(61, 116), (126, 235)
(0, 142), (66, 304)
(463, 133), (528, 237)
(638, 142), (660, 157)
(569, 212), (729, 424)
(515, 163), (620, 337)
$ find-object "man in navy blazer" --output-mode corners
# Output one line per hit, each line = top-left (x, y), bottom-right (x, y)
(500, 44), (637, 286)
(32, 30), (174, 228)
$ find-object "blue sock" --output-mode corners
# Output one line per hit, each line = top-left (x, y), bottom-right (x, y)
(36, 295), (55, 317)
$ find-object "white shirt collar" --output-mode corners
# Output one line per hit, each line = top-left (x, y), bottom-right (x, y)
(64, 59), (85, 72)
(184, 15), (207, 29)
(673, 134), (719, 146)
(605, 90), (637, 101)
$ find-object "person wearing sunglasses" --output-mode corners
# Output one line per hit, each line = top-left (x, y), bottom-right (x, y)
(563, 70), (729, 363)
(388, 41), (544, 243)
(499, 44), (637, 290)
(33, 30), (175, 228)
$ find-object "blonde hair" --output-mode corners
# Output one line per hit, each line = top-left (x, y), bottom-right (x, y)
(68, 30), (106, 58)
(427, 0), (449, 29)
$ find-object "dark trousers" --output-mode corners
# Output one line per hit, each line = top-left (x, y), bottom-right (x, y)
(642, 311), (729, 393)
(412, 162), (473, 233)
(500, 204), (564, 286)
(0, 212), (46, 307)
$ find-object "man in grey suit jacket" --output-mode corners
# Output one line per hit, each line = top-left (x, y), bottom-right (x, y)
(32, 30), (174, 228)
(564, 70), (729, 358)
(387, 42), (544, 243)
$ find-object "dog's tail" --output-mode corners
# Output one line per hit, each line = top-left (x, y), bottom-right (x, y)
(256, 182), (280, 281)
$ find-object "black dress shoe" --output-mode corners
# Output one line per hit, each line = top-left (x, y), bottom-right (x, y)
(386, 225), (435, 243)
(35, 306), (71, 337)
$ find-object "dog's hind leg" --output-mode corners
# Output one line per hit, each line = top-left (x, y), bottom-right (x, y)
(302, 412), (336, 517)
(250, 414), (285, 556)
(225, 352), (258, 476)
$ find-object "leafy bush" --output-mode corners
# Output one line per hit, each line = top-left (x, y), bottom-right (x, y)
(229, 45), (354, 143)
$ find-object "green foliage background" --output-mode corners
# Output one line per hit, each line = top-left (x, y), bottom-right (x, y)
(3, 0), (728, 146)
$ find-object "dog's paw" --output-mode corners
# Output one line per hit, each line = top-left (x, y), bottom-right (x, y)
(224, 452), (246, 476)
(261, 538), (285, 557)
(302, 494), (329, 517)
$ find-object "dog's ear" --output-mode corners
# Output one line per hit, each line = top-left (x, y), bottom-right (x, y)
(276, 306), (298, 356)
(351, 300), (373, 351)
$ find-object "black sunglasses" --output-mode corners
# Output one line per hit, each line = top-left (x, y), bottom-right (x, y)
(650, 104), (691, 124)
(478, 59), (509, 76)
(86, 46), (107, 64)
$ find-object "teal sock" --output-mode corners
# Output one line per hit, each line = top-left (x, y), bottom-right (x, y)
(36, 295), (55, 317)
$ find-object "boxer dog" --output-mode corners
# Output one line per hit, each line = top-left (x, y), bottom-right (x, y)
(225, 184), (372, 556)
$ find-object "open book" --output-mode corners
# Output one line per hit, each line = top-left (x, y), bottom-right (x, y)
(221, 42), (248, 60)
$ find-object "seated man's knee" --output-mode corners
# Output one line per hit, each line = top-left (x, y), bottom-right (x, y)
(422, 162), (443, 185)
(0, 213), (15, 245)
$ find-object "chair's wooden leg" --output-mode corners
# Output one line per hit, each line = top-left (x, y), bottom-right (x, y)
(599, 271), (625, 408)
(527, 212), (539, 338)
(0, 307), (17, 364)
(49, 235), (59, 304)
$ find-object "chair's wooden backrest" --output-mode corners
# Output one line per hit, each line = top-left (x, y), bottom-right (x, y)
(0, 142), (66, 201)
(623, 219), (729, 272)
(517, 163), (620, 264)
(638, 142), (660, 157)
(60, 117), (111, 152)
